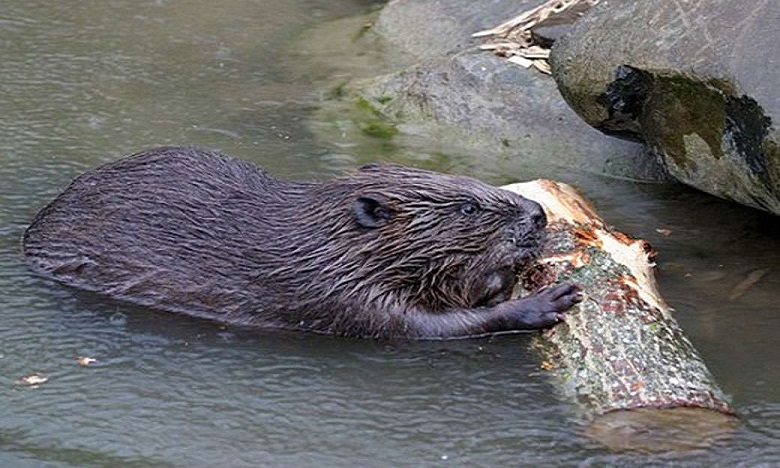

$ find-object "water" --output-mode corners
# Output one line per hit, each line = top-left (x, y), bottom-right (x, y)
(1, 1), (778, 466)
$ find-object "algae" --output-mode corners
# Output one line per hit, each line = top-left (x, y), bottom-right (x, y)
(360, 121), (398, 139)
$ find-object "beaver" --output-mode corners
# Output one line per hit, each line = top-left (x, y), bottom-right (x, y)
(23, 146), (581, 338)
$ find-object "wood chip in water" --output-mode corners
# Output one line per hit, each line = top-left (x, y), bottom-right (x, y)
(16, 374), (48, 386)
(77, 356), (98, 366)
(729, 268), (770, 300)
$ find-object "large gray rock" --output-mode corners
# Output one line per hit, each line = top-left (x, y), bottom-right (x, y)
(375, 0), (528, 60)
(353, 0), (671, 182)
(358, 50), (668, 181)
(551, 0), (780, 214)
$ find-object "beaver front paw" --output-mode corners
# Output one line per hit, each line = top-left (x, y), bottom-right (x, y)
(502, 283), (583, 330)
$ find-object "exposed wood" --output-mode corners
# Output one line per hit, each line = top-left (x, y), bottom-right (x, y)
(502, 180), (737, 450)
(474, 0), (600, 74)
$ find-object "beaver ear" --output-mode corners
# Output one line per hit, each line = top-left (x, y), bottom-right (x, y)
(353, 196), (393, 228)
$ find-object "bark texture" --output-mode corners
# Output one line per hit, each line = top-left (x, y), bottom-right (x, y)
(502, 180), (733, 417)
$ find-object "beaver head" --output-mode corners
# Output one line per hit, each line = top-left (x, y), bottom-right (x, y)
(278, 164), (547, 314)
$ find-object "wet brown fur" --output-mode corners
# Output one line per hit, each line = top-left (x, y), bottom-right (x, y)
(23, 147), (580, 338)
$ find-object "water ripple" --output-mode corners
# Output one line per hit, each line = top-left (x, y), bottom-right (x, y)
(1, 0), (779, 466)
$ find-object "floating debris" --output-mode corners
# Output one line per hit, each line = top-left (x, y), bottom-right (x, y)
(16, 374), (48, 386)
(730, 268), (770, 300)
(77, 356), (98, 367)
(473, 0), (600, 74)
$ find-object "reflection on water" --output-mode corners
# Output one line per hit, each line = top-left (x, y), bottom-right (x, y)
(1, 0), (778, 466)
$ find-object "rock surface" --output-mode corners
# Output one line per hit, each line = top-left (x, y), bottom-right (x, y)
(344, 0), (671, 182)
(359, 50), (668, 180)
(375, 0), (527, 60)
(551, 0), (780, 214)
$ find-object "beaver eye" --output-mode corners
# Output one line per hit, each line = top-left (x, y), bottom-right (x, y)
(460, 202), (478, 215)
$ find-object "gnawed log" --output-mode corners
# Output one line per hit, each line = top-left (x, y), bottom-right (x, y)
(502, 180), (737, 451)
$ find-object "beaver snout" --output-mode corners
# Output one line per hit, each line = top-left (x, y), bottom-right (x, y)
(525, 200), (547, 231)
(507, 199), (546, 247)
(512, 235), (542, 250)
(508, 233), (544, 273)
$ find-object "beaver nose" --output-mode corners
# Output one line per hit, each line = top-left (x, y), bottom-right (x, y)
(527, 201), (547, 230)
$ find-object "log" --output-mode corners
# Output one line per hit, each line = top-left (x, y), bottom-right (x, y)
(502, 180), (737, 451)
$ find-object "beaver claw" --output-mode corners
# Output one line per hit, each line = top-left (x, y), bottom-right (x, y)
(501, 283), (583, 330)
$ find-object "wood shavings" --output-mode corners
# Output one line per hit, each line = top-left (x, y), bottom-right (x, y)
(533, 60), (552, 74)
(473, 0), (600, 74)
(507, 55), (535, 68)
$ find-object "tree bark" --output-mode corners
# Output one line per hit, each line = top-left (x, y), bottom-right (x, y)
(502, 180), (737, 450)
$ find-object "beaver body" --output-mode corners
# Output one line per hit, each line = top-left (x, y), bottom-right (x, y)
(23, 147), (580, 338)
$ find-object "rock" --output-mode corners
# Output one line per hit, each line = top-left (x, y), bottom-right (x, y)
(375, 0), (526, 60)
(345, 0), (671, 182)
(356, 50), (666, 181)
(551, 0), (780, 214)
(532, 24), (574, 49)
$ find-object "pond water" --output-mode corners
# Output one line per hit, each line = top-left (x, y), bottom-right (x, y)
(1, 0), (778, 466)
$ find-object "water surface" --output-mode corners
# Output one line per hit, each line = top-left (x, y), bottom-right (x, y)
(1, 1), (778, 466)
